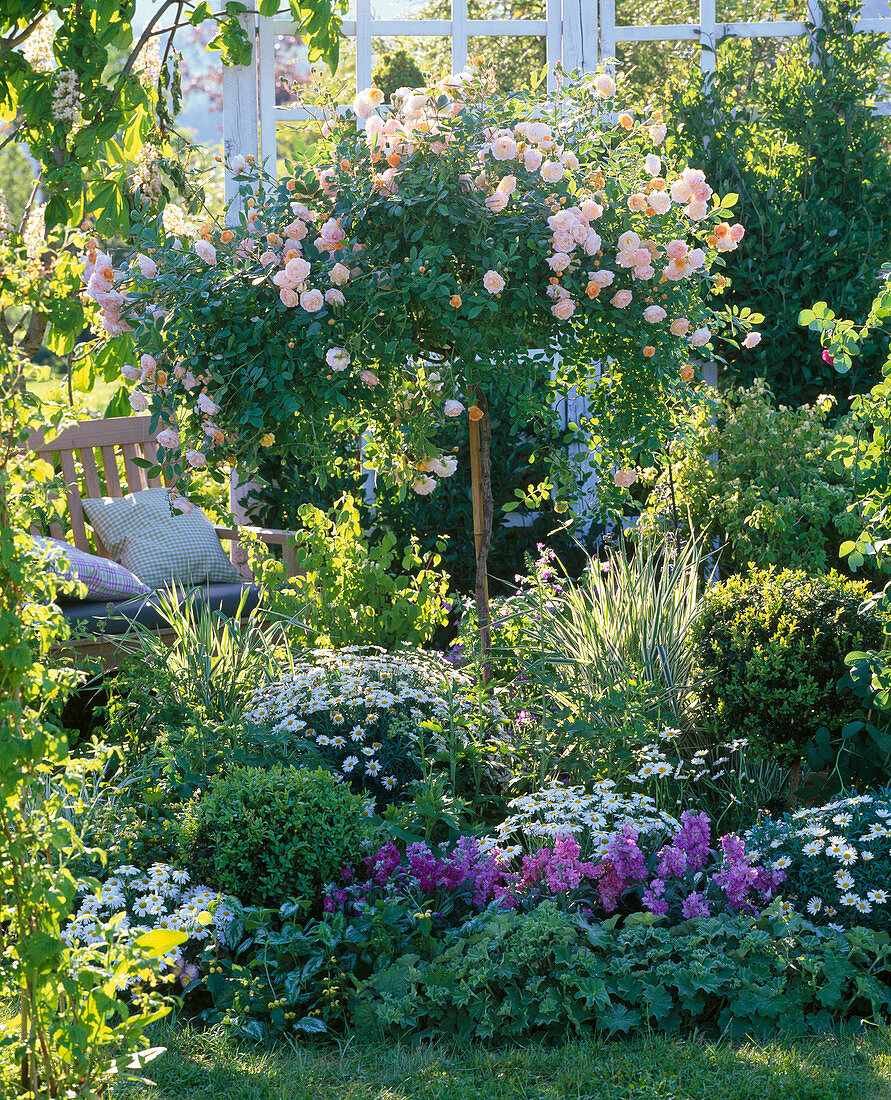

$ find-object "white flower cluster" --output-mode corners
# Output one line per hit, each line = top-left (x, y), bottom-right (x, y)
(627, 730), (751, 786)
(748, 794), (891, 928)
(52, 68), (81, 125)
(0, 191), (10, 241)
(245, 646), (505, 798)
(23, 203), (45, 270)
(136, 38), (161, 89)
(62, 863), (236, 986)
(483, 781), (679, 860)
(22, 17), (55, 71)
(132, 143), (163, 205)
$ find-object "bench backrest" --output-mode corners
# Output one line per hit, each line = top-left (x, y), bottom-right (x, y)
(28, 416), (174, 557)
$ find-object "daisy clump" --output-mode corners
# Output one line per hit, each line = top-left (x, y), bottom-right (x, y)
(747, 793), (891, 930)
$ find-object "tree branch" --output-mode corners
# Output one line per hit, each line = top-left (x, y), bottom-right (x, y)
(0, 13), (48, 53)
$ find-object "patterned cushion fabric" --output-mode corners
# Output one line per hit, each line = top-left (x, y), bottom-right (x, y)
(32, 535), (151, 601)
(81, 487), (240, 591)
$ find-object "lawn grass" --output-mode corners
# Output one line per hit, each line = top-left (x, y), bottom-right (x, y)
(114, 1023), (891, 1100)
(26, 374), (119, 417)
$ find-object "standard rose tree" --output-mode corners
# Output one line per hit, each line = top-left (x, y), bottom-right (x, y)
(87, 64), (761, 675)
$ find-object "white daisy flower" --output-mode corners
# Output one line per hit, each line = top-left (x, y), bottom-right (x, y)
(806, 897), (823, 915)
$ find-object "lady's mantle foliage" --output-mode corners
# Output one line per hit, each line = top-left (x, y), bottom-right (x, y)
(85, 65), (758, 501)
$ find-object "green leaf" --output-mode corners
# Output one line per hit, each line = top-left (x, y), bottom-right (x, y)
(133, 929), (188, 955)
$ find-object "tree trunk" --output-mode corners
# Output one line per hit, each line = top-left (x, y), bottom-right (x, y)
(786, 757), (801, 811)
(469, 390), (493, 684)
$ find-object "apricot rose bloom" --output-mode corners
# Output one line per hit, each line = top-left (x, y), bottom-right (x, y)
(552, 298), (576, 320)
(613, 469), (638, 488)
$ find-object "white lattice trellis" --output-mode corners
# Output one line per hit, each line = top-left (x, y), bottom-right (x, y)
(223, 1), (891, 195)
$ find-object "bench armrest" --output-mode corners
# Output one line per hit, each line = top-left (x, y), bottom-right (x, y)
(214, 525), (299, 579)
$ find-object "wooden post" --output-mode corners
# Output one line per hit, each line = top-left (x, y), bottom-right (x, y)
(469, 392), (493, 684)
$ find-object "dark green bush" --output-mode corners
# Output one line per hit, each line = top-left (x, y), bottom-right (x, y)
(178, 765), (373, 909)
(664, 0), (891, 406)
(688, 567), (885, 769)
(356, 902), (891, 1041)
(372, 49), (425, 99)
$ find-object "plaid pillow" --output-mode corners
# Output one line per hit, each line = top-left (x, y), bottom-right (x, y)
(81, 488), (241, 591)
(32, 536), (151, 601)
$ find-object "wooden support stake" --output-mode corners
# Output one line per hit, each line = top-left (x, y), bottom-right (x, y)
(469, 415), (489, 608)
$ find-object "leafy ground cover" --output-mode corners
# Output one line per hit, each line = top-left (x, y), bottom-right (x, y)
(115, 1026), (891, 1100)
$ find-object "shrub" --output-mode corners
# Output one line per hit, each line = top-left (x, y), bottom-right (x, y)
(748, 792), (891, 932)
(637, 382), (860, 576)
(688, 567), (886, 786)
(243, 647), (506, 807)
(663, 0), (891, 407)
(178, 765), (373, 910)
(250, 493), (451, 650)
(357, 902), (891, 1041)
(372, 48), (425, 99)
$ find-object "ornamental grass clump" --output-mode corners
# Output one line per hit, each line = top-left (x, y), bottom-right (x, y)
(748, 792), (891, 931)
(244, 646), (506, 805)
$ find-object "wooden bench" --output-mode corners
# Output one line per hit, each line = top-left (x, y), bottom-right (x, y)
(28, 416), (296, 665)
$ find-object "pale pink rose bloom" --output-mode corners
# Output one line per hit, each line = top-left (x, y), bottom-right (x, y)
(285, 257), (311, 282)
(474, 171), (488, 189)
(285, 220), (308, 241)
(359, 370), (380, 386)
(649, 122), (667, 145)
(669, 179), (693, 205)
(552, 232), (576, 254)
(688, 327), (711, 347)
(173, 365), (185, 380)
(633, 248), (652, 268)
(326, 347), (351, 371)
(547, 252), (571, 274)
(129, 391), (149, 412)
(670, 318), (691, 337)
(685, 248), (704, 269)
(580, 199), (603, 221)
(540, 160), (564, 184)
(483, 270), (505, 294)
(136, 254), (158, 278)
(102, 313), (126, 336)
(633, 265), (655, 281)
(561, 150), (580, 170)
(121, 363), (139, 381)
(434, 457), (458, 477)
(643, 154), (661, 177)
(182, 372), (200, 391)
(140, 354), (156, 373)
(272, 270), (297, 290)
(259, 251), (278, 266)
(325, 288), (346, 306)
(743, 331), (762, 348)
(627, 193), (647, 212)
(610, 290), (633, 308)
(300, 289), (324, 312)
(649, 191), (671, 215)
(170, 494), (196, 514)
(526, 122), (550, 143)
(353, 92), (375, 119)
(365, 115), (386, 141)
(486, 191), (509, 213)
(193, 239), (217, 264)
(618, 231), (641, 253)
(730, 223), (745, 242)
(594, 73), (615, 97)
(691, 180), (713, 202)
(202, 421), (224, 443)
(185, 449), (207, 468)
(280, 287), (299, 307)
(643, 305), (667, 323)
(156, 428), (181, 450)
(662, 260), (689, 282)
(197, 393), (220, 416)
(320, 219), (345, 247)
(549, 210), (575, 232)
(498, 175), (517, 194)
(330, 262), (350, 286)
(444, 399), (464, 417)
(582, 231), (602, 256)
(412, 476), (436, 496)
(491, 135), (518, 160)
(592, 270), (615, 288)
(665, 239), (688, 260)
(685, 199), (709, 222)
(524, 148), (543, 172)
(420, 457), (439, 473)
(229, 154), (246, 174)
(373, 168), (399, 196)
(571, 223), (589, 244)
(545, 284), (562, 300)
(716, 236), (738, 253)
(616, 249), (637, 269)
(613, 469), (638, 488)
(86, 271), (111, 298)
(552, 298), (576, 320)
